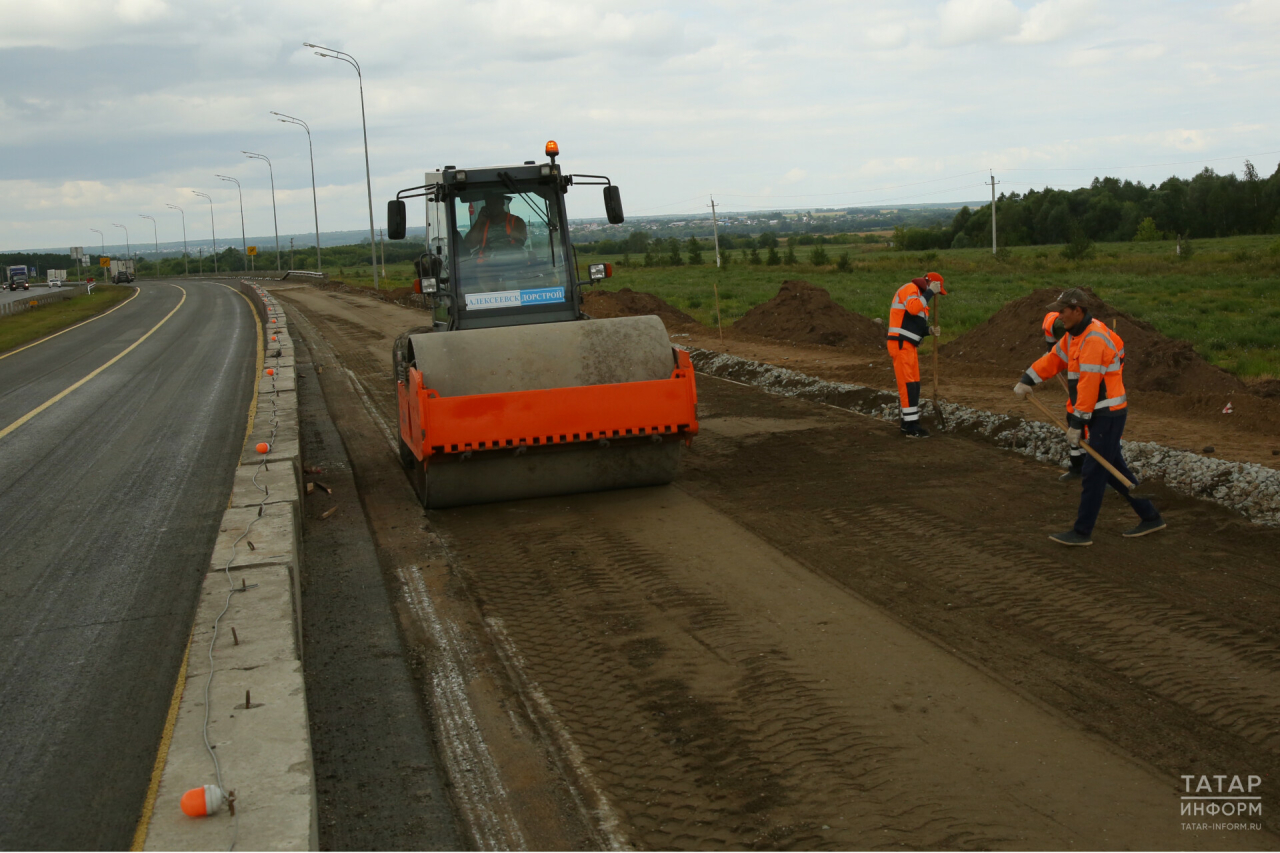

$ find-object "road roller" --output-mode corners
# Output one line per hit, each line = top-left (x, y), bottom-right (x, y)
(385, 142), (699, 508)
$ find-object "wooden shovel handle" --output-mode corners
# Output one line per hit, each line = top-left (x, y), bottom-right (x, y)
(1025, 392), (1136, 490)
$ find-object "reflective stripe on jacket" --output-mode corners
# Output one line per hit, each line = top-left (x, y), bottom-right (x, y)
(1022, 315), (1127, 419)
(887, 280), (932, 346)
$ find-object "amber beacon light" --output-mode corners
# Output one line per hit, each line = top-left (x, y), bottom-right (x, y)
(545, 140), (559, 162)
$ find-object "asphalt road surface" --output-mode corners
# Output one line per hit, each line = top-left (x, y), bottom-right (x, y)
(0, 279), (255, 849)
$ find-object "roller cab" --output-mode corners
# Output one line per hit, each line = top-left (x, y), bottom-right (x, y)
(388, 143), (699, 508)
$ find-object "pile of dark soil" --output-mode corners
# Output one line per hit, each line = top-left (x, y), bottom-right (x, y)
(581, 287), (699, 329)
(942, 287), (1243, 396)
(731, 280), (885, 349)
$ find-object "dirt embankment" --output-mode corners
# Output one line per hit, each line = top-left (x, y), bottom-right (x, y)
(582, 287), (699, 329)
(941, 287), (1244, 396)
(732, 280), (885, 349)
(316, 280), (430, 311)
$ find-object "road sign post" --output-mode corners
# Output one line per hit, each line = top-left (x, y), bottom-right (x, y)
(247, 245), (257, 273)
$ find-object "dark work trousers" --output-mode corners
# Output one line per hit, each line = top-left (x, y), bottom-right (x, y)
(1074, 410), (1160, 536)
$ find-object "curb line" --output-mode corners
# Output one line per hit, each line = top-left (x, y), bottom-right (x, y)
(140, 281), (316, 851)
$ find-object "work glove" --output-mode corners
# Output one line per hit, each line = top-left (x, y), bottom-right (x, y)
(1066, 427), (1082, 448)
(1013, 382), (1033, 399)
(930, 325), (941, 337)
(929, 280), (943, 295)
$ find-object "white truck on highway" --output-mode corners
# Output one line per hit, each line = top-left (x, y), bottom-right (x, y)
(109, 260), (135, 284)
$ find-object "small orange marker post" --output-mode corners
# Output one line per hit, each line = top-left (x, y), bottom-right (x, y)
(256, 442), (270, 454)
(180, 785), (225, 817)
(271, 335), (277, 341)
(271, 318), (277, 323)
(266, 368), (274, 376)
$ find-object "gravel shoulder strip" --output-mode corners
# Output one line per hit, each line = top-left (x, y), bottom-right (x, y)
(689, 347), (1280, 526)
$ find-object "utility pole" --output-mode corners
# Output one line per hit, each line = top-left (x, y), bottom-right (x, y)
(379, 227), (386, 281)
(708, 195), (722, 268)
(989, 172), (1000, 254)
(140, 214), (159, 277)
(198, 246), (204, 275)
(290, 236), (295, 270)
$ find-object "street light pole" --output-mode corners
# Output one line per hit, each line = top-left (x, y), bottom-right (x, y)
(271, 111), (322, 273)
(243, 151), (281, 271)
(166, 204), (189, 275)
(140, 214), (159, 278)
(89, 228), (105, 258)
(193, 191), (217, 273)
(113, 223), (131, 263)
(216, 175), (248, 271)
(304, 43), (379, 289)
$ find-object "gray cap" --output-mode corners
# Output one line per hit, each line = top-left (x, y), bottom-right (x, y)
(1048, 287), (1090, 309)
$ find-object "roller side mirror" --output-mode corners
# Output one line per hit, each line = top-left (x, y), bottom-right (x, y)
(603, 186), (624, 225)
(387, 199), (407, 240)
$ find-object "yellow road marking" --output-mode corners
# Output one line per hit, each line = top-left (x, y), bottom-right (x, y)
(0, 284), (186, 442)
(129, 629), (192, 852)
(0, 285), (140, 361)
(132, 283), (263, 847)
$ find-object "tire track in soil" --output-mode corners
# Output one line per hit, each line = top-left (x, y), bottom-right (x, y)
(437, 514), (1015, 850)
(816, 503), (1280, 750)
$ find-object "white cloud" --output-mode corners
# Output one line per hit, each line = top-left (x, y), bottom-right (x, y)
(1010, 0), (1101, 43)
(936, 0), (1022, 46)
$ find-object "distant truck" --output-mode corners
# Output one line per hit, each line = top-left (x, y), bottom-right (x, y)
(109, 260), (136, 284)
(6, 264), (29, 291)
(47, 269), (68, 288)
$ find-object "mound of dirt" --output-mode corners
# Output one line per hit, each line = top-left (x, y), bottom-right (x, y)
(731, 280), (885, 349)
(581, 287), (699, 329)
(942, 287), (1244, 396)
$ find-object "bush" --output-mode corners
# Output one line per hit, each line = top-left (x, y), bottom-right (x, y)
(810, 245), (829, 265)
(951, 232), (973, 249)
(784, 245), (797, 264)
(1062, 225), (1095, 261)
(1269, 238), (1280, 257)
(757, 232), (778, 249)
(994, 246), (1012, 263)
(1133, 217), (1162, 242)
(686, 236), (703, 265)
(748, 248), (762, 265)
(766, 247), (781, 266)
(1178, 237), (1195, 261)
(835, 251), (850, 272)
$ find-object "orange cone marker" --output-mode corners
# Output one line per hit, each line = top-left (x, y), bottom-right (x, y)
(266, 368), (274, 376)
(271, 335), (277, 341)
(180, 785), (226, 817)
(271, 318), (277, 323)
(256, 442), (270, 454)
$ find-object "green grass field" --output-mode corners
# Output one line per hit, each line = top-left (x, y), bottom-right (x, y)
(0, 285), (134, 354)
(335, 233), (1280, 378)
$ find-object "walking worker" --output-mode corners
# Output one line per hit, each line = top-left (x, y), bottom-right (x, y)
(1014, 288), (1165, 546)
(887, 272), (944, 437)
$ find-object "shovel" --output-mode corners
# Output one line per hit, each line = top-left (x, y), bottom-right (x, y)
(1024, 392), (1145, 493)
(931, 297), (948, 430)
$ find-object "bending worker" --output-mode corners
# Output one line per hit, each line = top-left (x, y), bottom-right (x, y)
(1041, 309), (1085, 481)
(1015, 288), (1164, 546)
(887, 272), (944, 438)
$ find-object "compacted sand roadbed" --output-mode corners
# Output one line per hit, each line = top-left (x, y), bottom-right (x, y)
(273, 282), (1280, 850)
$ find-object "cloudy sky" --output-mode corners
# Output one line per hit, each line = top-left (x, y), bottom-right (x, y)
(2, 0), (1278, 252)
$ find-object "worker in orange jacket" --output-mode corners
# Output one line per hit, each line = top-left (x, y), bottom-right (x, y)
(1042, 310), (1085, 481)
(1015, 289), (1164, 546)
(887, 272), (944, 437)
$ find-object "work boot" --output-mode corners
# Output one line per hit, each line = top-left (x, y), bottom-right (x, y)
(1059, 456), (1084, 482)
(900, 422), (930, 439)
(1049, 530), (1092, 546)
(1122, 518), (1167, 538)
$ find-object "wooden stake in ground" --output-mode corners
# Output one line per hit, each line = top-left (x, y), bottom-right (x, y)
(1024, 392), (1135, 490)
(931, 295), (947, 430)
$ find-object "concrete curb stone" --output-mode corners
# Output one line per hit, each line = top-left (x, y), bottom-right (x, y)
(143, 283), (316, 851)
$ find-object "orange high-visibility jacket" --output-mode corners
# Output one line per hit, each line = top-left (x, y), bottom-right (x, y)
(1022, 317), (1127, 421)
(887, 280), (932, 346)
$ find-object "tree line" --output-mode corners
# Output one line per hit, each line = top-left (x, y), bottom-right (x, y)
(893, 161), (1280, 252)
